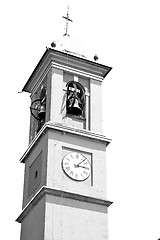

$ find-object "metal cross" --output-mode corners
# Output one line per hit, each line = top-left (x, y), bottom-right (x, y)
(62, 6), (73, 36)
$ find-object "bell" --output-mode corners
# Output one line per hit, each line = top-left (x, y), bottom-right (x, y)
(37, 104), (46, 120)
(67, 98), (82, 116)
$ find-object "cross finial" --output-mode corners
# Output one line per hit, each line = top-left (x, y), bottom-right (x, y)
(62, 6), (73, 36)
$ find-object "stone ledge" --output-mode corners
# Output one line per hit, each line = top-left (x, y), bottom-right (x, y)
(20, 122), (111, 163)
(16, 186), (113, 223)
(47, 121), (111, 143)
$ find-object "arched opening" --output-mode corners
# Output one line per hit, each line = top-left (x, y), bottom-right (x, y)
(66, 81), (85, 117)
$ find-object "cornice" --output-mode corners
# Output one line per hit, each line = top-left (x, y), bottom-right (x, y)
(30, 60), (105, 97)
(19, 122), (111, 163)
(47, 121), (111, 144)
(22, 48), (112, 93)
(16, 186), (113, 223)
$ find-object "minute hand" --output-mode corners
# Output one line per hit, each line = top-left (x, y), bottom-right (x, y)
(76, 158), (87, 167)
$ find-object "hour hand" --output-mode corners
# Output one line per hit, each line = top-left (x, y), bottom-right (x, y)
(76, 165), (89, 169)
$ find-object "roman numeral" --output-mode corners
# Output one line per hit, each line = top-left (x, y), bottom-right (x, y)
(75, 173), (78, 179)
(65, 166), (70, 171)
(69, 171), (73, 176)
(64, 162), (69, 165)
(83, 170), (88, 175)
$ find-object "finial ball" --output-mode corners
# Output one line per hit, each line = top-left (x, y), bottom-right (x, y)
(51, 41), (56, 48)
(94, 54), (98, 61)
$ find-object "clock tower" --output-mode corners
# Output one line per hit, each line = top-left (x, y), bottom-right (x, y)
(16, 23), (112, 239)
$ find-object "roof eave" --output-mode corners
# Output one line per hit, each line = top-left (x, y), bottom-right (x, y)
(22, 48), (112, 93)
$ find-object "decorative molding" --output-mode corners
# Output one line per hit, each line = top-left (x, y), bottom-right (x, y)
(19, 122), (111, 163)
(16, 186), (113, 223)
(47, 121), (111, 143)
(22, 48), (112, 93)
(50, 61), (104, 82)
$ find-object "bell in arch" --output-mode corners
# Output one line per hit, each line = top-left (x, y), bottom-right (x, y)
(37, 86), (46, 121)
(66, 81), (85, 117)
(30, 86), (47, 121)
(37, 103), (46, 121)
(67, 97), (82, 116)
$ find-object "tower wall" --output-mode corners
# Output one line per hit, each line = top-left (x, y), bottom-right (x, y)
(17, 48), (112, 240)
(46, 129), (107, 199)
(20, 197), (45, 240)
(22, 133), (48, 208)
(44, 194), (109, 240)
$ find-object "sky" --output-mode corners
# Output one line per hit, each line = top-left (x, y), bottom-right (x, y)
(0, 0), (160, 239)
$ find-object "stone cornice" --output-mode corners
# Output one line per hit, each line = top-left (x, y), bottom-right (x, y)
(47, 121), (111, 143)
(22, 48), (112, 93)
(30, 60), (106, 97)
(20, 122), (111, 163)
(16, 186), (113, 223)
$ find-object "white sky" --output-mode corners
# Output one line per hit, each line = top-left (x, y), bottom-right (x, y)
(0, 0), (160, 239)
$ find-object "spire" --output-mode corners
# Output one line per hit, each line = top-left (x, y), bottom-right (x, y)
(62, 6), (73, 37)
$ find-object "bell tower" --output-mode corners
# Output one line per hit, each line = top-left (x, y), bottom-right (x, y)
(16, 11), (112, 239)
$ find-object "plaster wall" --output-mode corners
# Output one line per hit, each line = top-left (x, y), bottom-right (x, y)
(20, 197), (45, 240)
(44, 194), (109, 240)
(50, 68), (63, 124)
(22, 133), (48, 208)
(90, 79), (102, 133)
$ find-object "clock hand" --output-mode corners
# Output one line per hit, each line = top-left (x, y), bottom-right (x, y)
(76, 165), (89, 169)
(76, 158), (87, 167)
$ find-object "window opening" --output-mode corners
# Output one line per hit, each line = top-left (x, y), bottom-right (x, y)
(34, 170), (38, 179)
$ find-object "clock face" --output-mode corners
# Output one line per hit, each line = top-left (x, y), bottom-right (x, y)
(62, 152), (91, 181)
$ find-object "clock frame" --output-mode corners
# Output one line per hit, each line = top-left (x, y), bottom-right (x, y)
(62, 152), (91, 181)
